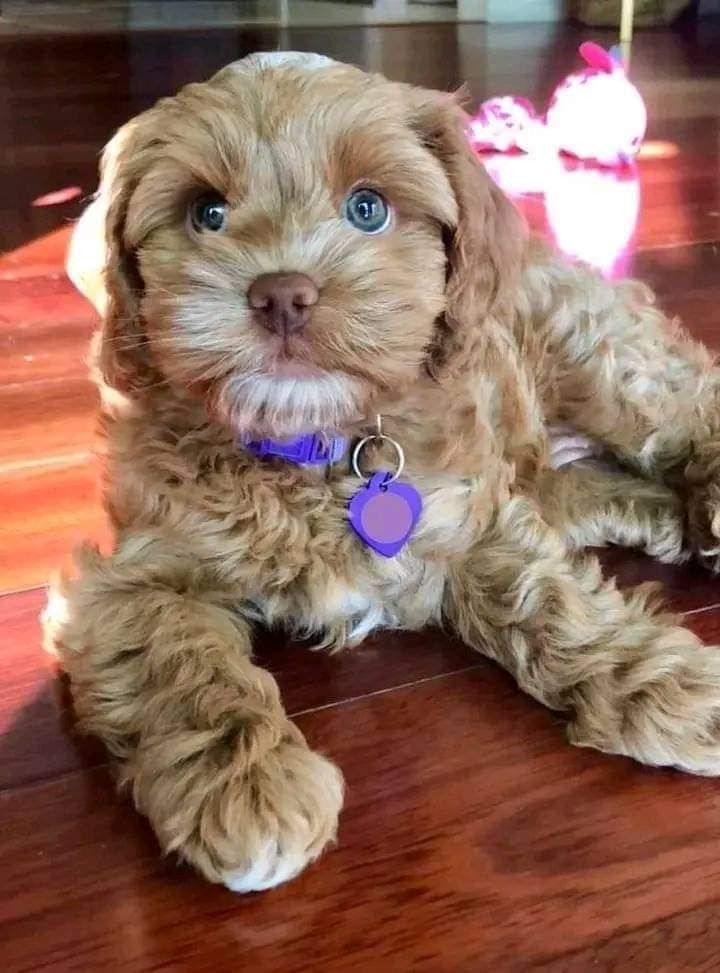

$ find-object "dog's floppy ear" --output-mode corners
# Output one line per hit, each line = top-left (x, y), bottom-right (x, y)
(407, 89), (526, 372)
(67, 120), (153, 395)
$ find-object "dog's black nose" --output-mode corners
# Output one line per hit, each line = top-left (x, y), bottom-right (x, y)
(247, 272), (319, 336)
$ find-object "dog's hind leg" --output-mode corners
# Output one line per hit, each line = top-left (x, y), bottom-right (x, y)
(526, 257), (720, 569)
(536, 460), (688, 564)
(445, 495), (720, 775)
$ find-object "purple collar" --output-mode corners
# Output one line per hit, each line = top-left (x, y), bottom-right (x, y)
(240, 427), (424, 558)
(240, 432), (349, 466)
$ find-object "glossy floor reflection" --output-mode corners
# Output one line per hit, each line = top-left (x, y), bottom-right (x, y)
(2, 16), (720, 973)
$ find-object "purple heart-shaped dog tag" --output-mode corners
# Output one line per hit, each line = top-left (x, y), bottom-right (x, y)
(348, 471), (423, 557)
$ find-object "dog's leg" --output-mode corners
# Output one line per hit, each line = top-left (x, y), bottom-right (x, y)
(445, 495), (720, 775)
(44, 536), (343, 892)
(537, 461), (688, 563)
(533, 265), (720, 565)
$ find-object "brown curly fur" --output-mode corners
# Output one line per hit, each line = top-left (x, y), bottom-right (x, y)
(46, 51), (720, 892)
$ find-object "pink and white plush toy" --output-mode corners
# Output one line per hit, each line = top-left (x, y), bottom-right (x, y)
(469, 42), (647, 167)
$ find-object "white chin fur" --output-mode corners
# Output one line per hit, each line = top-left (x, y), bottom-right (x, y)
(222, 842), (309, 893)
(218, 372), (365, 436)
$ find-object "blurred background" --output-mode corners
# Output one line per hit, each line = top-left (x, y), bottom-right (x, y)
(1, 1), (719, 254)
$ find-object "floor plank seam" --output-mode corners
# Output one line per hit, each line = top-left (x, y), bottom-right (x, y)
(680, 601), (720, 617)
(0, 761), (111, 799)
(0, 582), (48, 599)
(0, 665), (488, 799)
(0, 450), (95, 477)
(288, 663), (487, 718)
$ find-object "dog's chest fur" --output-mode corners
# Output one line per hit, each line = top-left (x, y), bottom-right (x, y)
(209, 462), (485, 645)
(110, 416), (494, 647)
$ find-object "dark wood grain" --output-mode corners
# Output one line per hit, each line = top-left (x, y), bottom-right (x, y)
(536, 905), (720, 972)
(4, 660), (720, 972)
(0, 588), (105, 792)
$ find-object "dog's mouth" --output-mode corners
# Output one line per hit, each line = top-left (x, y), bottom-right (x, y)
(265, 358), (326, 380)
(261, 337), (325, 379)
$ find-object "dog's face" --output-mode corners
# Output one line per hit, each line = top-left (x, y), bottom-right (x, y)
(75, 52), (524, 436)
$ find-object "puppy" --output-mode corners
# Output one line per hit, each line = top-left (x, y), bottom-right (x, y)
(48, 50), (720, 892)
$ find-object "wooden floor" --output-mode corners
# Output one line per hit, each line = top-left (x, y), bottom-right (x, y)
(2, 15), (720, 973)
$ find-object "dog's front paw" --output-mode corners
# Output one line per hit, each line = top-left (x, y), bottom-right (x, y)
(166, 735), (343, 892)
(136, 724), (344, 893)
(218, 741), (345, 893)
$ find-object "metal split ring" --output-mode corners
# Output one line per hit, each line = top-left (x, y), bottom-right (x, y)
(351, 432), (405, 484)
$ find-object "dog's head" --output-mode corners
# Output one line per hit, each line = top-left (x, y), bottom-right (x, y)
(70, 51), (524, 436)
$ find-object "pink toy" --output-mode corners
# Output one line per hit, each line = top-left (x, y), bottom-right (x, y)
(469, 42), (647, 166)
(469, 96), (545, 154)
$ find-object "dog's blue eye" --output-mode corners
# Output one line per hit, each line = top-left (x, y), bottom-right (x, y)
(344, 189), (391, 235)
(190, 193), (227, 232)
